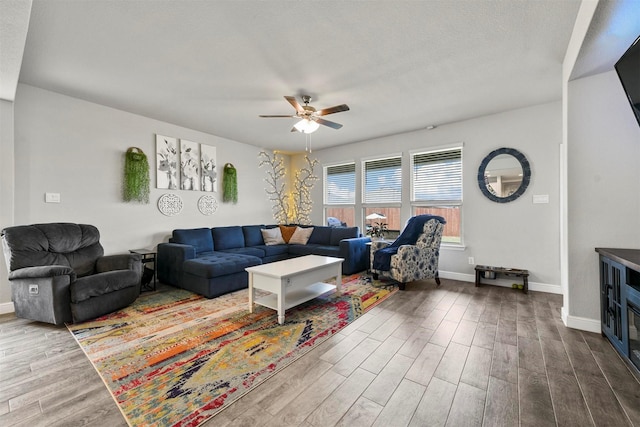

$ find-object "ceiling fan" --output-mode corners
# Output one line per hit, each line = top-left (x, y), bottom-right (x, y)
(259, 95), (349, 133)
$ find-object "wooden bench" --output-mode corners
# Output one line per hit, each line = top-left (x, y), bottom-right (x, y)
(475, 265), (529, 294)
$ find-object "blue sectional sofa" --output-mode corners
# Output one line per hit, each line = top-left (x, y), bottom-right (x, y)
(157, 225), (370, 299)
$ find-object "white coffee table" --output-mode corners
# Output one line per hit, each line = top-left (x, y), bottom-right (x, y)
(246, 255), (343, 324)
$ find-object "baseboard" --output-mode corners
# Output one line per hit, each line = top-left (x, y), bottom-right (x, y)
(560, 306), (600, 333)
(0, 301), (15, 315)
(439, 270), (562, 295)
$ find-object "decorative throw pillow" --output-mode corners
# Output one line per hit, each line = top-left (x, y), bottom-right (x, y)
(288, 227), (314, 245)
(279, 225), (297, 243)
(261, 227), (285, 245)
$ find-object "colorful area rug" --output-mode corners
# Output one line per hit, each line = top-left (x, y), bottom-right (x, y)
(68, 274), (397, 427)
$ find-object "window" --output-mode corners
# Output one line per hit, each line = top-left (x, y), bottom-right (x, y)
(411, 147), (462, 244)
(324, 163), (355, 226)
(363, 156), (402, 204)
(362, 156), (402, 233)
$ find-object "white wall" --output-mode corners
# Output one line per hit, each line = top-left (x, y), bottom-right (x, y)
(568, 70), (640, 321)
(304, 101), (562, 293)
(0, 84), (277, 305)
(0, 99), (15, 310)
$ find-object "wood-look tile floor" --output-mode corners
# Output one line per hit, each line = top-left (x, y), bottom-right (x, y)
(1, 278), (640, 426)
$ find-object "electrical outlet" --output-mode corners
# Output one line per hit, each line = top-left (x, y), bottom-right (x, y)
(468, 257), (475, 265)
(29, 284), (39, 295)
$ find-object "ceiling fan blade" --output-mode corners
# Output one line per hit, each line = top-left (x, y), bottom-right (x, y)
(315, 117), (343, 129)
(259, 115), (296, 118)
(284, 96), (304, 113)
(317, 104), (350, 116)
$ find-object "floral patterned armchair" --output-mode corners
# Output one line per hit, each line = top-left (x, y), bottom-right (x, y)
(370, 216), (445, 290)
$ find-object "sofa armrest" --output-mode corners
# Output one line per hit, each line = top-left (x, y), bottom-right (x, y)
(8, 265), (76, 282)
(157, 243), (196, 286)
(339, 236), (371, 275)
(96, 253), (142, 274)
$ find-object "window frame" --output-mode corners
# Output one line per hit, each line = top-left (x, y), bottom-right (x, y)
(323, 161), (356, 226)
(361, 154), (403, 232)
(361, 154), (403, 205)
(324, 161), (356, 205)
(410, 145), (464, 247)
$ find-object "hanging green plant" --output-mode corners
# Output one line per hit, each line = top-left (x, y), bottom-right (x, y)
(123, 147), (150, 203)
(223, 163), (238, 204)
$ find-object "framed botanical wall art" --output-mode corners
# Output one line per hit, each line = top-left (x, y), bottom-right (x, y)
(200, 144), (217, 192)
(156, 135), (178, 189)
(180, 139), (200, 191)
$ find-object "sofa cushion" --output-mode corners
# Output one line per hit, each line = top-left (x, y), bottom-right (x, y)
(172, 228), (214, 254)
(308, 226), (332, 245)
(219, 247), (265, 258)
(261, 228), (285, 245)
(212, 226), (245, 250)
(330, 227), (359, 246)
(279, 225), (297, 243)
(288, 244), (340, 258)
(242, 225), (265, 247)
(289, 227), (314, 245)
(252, 244), (289, 257)
(183, 253), (261, 278)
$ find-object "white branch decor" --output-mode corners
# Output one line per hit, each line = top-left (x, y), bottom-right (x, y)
(258, 151), (289, 224)
(258, 151), (318, 225)
(291, 155), (318, 225)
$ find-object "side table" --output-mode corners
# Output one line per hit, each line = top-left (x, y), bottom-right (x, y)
(475, 265), (529, 293)
(129, 249), (156, 292)
(366, 239), (395, 273)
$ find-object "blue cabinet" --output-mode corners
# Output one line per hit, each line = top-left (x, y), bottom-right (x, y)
(596, 248), (640, 373)
(599, 255), (626, 354)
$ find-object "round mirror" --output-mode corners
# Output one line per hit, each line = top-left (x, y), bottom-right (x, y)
(477, 148), (530, 203)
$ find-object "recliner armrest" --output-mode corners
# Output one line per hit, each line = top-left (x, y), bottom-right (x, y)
(396, 244), (438, 254)
(96, 253), (142, 273)
(71, 269), (141, 303)
(8, 265), (76, 282)
(370, 240), (392, 251)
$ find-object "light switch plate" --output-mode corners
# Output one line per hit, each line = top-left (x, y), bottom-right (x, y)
(533, 194), (549, 204)
(45, 193), (61, 203)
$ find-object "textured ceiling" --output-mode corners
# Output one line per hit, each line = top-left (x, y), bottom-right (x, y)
(0, 0), (31, 101)
(10, 1), (591, 151)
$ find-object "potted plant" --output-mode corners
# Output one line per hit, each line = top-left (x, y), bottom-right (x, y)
(367, 221), (388, 240)
(123, 147), (150, 203)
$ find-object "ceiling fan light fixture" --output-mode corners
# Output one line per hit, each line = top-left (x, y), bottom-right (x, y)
(294, 118), (319, 134)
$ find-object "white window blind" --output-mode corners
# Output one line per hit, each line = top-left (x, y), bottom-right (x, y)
(412, 148), (462, 202)
(363, 157), (402, 204)
(325, 163), (356, 204)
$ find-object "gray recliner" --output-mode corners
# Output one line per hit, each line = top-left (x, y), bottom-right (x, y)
(1, 223), (143, 325)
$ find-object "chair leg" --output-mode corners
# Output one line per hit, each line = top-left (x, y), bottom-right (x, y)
(435, 273), (441, 286)
(372, 273), (379, 280)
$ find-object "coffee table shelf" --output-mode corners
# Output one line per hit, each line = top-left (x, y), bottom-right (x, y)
(254, 282), (336, 312)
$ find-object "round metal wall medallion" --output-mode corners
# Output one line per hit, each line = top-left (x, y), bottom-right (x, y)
(158, 193), (183, 216)
(198, 195), (218, 215)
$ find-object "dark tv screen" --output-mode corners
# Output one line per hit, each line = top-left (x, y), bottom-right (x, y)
(615, 35), (640, 127)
